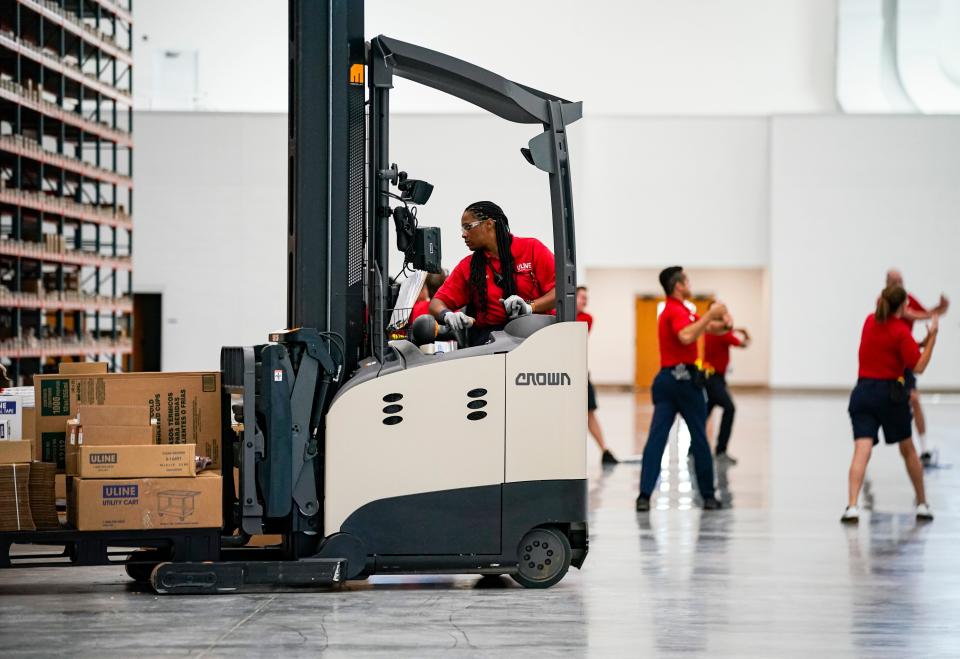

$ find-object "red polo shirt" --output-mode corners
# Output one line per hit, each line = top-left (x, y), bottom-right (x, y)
(858, 313), (920, 379)
(577, 311), (593, 332)
(659, 297), (699, 367)
(704, 331), (742, 375)
(433, 236), (555, 329)
(902, 293), (926, 331)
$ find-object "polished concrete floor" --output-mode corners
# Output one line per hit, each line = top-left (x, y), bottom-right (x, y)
(1, 390), (959, 657)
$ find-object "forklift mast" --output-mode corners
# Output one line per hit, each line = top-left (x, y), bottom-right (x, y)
(288, 0), (367, 375)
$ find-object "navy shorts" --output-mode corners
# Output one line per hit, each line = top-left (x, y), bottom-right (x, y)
(848, 378), (913, 445)
(587, 378), (598, 412)
(904, 368), (917, 392)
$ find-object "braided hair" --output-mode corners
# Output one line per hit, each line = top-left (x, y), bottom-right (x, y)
(465, 201), (516, 319)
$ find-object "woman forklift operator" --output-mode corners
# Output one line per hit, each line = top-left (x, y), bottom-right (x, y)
(429, 201), (555, 346)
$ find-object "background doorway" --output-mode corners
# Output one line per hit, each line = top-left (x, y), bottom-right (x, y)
(133, 293), (162, 372)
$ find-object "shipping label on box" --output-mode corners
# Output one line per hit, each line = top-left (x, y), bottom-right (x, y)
(75, 444), (195, 478)
(68, 473), (222, 531)
(35, 372), (221, 471)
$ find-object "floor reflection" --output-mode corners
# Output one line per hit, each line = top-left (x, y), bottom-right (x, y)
(585, 390), (960, 657)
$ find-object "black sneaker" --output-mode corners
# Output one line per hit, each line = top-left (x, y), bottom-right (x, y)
(635, 494), (651, 512)
(702, 496), (723, 510)
(601, 449), (620, 465)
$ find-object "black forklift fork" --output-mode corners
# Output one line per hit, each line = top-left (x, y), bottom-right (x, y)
(222, 328), (336, 541)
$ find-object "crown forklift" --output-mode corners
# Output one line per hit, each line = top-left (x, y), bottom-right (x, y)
(150, 1), (590, 593)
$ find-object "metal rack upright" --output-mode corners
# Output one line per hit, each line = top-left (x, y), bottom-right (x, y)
(0, 0), (133, 385)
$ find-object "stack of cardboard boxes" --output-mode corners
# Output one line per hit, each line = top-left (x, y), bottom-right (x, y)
(0, 387), (55, 532)
(15, 362), (224, 533)
(0, 363), (224, 533)
(66, 405), (221, 531)
(0, 439), (59, 532)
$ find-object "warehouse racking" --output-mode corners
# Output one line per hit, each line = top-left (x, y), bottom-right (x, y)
(0, 0), (133, 384)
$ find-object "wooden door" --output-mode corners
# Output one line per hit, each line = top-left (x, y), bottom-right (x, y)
(634, 295), (714, 390)
(634, 296), (662, 390)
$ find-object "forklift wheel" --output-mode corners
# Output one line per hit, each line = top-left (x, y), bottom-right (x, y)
(511, 526), (571, 589)
(125, 549), (169, 583)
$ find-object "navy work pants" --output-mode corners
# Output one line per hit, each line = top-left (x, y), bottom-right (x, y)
(706, 374), (735, 455)
(639, 368), (715, 499)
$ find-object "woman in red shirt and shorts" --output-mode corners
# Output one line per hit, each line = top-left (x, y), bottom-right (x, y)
(843, 285), (939, 523)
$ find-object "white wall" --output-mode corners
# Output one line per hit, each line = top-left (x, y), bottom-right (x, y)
(388, 115), (771, 272)
(769, 115), (960, 389)
(134, 2), (287, 112)
(134, 0), (837, 115)
(584, 268), (770, 387)
(578, 117), (769, 269)
(133, 112), (287, 371)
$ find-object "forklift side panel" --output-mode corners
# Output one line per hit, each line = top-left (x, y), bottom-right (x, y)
(324, 353), (506, 538)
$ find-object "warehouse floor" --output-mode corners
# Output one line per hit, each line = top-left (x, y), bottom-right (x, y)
(1, 391), (958, 657)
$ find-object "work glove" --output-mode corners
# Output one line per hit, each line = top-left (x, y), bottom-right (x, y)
(443, 311), (475, 331)
(502, 295), (532, 319)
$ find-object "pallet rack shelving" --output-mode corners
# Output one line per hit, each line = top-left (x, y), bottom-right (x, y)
(0, 0), (133, 384)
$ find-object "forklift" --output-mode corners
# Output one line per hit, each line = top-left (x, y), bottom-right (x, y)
(0, 0), (589, 593)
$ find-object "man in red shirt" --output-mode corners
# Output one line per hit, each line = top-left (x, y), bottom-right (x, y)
(702, 304), (751, 464)
(576, 286), (618, 465)
(430, 201), (555, 346)
(885, 269), (950, 465)
(637, 266), (728, 512)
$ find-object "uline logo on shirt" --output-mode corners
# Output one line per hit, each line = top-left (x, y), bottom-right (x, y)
(515, 372), (571, 386)
(516, 262), (533, 272)
(89, 452), (118, 464)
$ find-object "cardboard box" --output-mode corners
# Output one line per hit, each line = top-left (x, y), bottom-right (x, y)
(66, 421), (157, 474)
(74, 444), (195, 478)
(78, 405), (151, 428)
(55, 473), (66, 501)
(68, 472), (222, 531)
(76, 424), (156, 447)
(59, 362), (108, 375)
(34, 372), (221, 471)
(0, 440), (33, 464)
(23, 407), (35, 441)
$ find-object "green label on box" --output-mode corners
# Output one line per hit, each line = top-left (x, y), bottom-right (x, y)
(41, 431), (66, 469)
(40, 379), (70, 417)
(202, 374), (216, 392)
